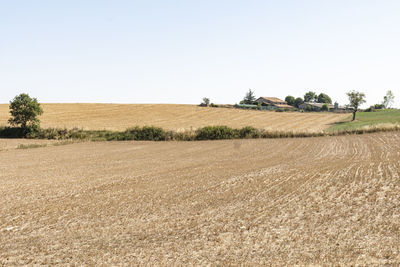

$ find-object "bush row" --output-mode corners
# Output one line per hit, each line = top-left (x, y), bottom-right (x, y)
(1, 124), (399, 141)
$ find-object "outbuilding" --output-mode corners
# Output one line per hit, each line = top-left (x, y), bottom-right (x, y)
(256, 97), (294, 109)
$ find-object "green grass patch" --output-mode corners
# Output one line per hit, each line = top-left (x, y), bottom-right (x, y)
(328, 109), (400, 132)
(17, 143), (48, 149)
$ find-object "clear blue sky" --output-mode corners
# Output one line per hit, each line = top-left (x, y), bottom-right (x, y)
(1, 0), (399, 107)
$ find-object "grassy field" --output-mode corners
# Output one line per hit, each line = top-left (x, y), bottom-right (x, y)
(1, 132), (399, 265)
(329, 109), (400, 132)
(0, 103), (348, 132)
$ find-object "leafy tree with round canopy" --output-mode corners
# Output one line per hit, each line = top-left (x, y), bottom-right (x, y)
(285, 95), (295, 106)
(294, 97), (304, 108)
(304, 91), (317, 102)
(8, 93), (43, 131)
(317, 93), (332, 104)
(347, 90), (366, 121)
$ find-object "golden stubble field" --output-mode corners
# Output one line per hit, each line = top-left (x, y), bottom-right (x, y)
(0, 103), (348, 132)
(1, 132), (399, 265)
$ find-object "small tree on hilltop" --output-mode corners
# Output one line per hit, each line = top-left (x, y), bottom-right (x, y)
(347, 90), (366, 121)
(383, 90), (395, 109)
(243, 89), (256, 104)
(8, 93), (43, 132)
(201, 97), (210, 106)
(285, 95), (295, 106)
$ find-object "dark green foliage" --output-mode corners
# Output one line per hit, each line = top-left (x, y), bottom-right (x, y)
(243, 89), (257, 104)
(8, 94), (43, 130)
(238, 126), (260, 138)
(0, 127), (26, 138)
(317, 93), (332, 104)
(304, 91), (317, 102)
(294, 97), (304, 108)
(124, 126), (166, 141)
(365, 106), (375, 112)
(2, 123), (400, 141)
(196, 126), (237, 140)
(366, 104), (384, 112)
(202, 97), (210, 106)
(0, 126), (40, 138)
(285, 96), (295, 106)
(321, 104), (329, 111)
(305, 105), (313, 112)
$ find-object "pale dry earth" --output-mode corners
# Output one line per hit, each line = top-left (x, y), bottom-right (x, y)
(0, 103), (348, 132)
(0, 139), (60, 151)
(1, 133), (400, 265)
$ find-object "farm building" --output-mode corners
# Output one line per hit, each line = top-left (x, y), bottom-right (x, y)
(256, 97), (294, 109)
(299, 102), (350, 112)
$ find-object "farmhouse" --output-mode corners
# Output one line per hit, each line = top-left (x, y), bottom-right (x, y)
(256, 97), (294, 109)
(299, 102), (349, 112)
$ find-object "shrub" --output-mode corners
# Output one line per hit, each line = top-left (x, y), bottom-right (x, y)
(196, 126), (237, 140)
(321, 104), (329, 111)
(0, 127), (26, 138)
(365, 106), (376, 112)
(285, 96), (295, 106)
(239, 126), (260, 138)
(125, 126), (166, 141)
(294, 97), (304, 108)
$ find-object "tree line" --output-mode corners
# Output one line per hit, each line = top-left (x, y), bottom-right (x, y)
(2, 89), (397, 136)
(202, 89), (395, 121)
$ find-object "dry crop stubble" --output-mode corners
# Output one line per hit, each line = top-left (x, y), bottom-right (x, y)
(1, 132), (400, 265)
(0, 103), (348, 132)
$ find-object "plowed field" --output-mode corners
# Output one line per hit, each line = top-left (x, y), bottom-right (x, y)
(1, 132), (399, 265)
(0, 104), (348, 132)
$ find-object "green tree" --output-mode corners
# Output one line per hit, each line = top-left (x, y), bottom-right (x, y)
(8, 93), (43, 131)
(383, 90), (395, 108)
(321, 103), (329, 111)
(346, 90), (366, 121)
(317, 93), (332, 104)
(305, 105), (313, 112)
(304, 91), (317, 102)
(294, 97), (304, 108)
(285, 95), (295, 106)
(202, 97), (210, 106)
(243, 89), (256, 104)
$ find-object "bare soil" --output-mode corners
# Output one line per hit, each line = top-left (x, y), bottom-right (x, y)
(1, 132), (399, 265)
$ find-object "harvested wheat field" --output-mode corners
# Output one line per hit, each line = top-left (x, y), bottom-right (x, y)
(1, 132), (400, 265)
(0, 104), (348, 132)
